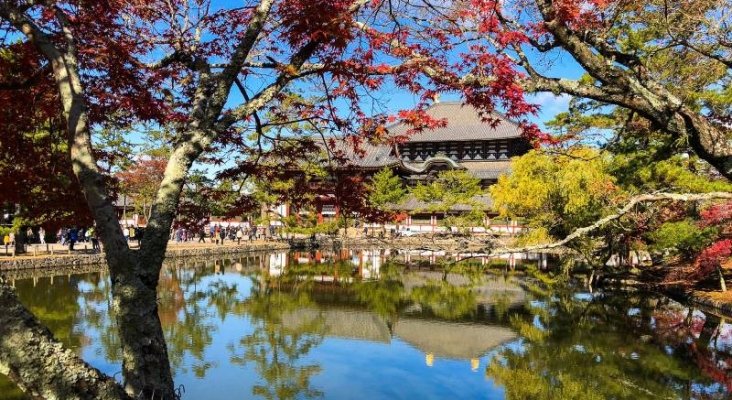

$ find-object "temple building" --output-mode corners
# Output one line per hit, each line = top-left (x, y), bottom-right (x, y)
(314, 102), (531, 232)
(341, 101), (530, 183)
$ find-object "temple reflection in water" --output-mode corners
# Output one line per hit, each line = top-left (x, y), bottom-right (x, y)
(2, 248), (731, 399)
(253, 248), (526, 369)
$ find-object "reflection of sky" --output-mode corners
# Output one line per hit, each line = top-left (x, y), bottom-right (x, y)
(9, 267), (516, 399)
(305, 338), (506, 400)
(166, 270), (508, 399)
(173, 332), (510, 400)
(7, 252), (732, 399)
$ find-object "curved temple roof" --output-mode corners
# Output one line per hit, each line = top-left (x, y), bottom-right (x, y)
(324, 103), (522, 181)
(388, 101), (524, 142)
(281, 308), (517, 359)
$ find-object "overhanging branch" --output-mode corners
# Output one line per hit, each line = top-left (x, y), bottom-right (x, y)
(490, 192), (732, 255)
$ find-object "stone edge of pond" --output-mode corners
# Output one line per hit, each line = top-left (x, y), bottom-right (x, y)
(685, 291), (732, 318)
(0, 242), (290, 272)
(598, 275), (732, 319)
(320, 236), (499, 251)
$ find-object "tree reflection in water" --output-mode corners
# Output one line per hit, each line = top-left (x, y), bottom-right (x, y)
(230, 272), (326, 400)
(5, 250), (732, 399)
(76, 262), (220, 377)
(222, 252), (495, 400)
(487, 282), (732, 399)
(352, 261), (406, 322)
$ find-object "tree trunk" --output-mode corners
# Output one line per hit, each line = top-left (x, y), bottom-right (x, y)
(110, 263), (175, 399)
(588, 269), (595, 290)
(0, 280), (131, 400)
(63, 81), (177, 398)
(13, 227), (26, 255)
(696, 313), (721, 349)
(718, 266), (727, 292)
(679, 110), (732, 180)
(6, 19), (179, 397)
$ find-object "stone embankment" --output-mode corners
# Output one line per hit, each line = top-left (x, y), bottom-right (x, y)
(596, 272), (732, 318)
(0, 241), (289, 272)
(323, 236), (498, 251)
(686, 292), (732, 317)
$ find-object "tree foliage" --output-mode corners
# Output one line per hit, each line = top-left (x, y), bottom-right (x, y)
(648, 220), (718, 259)
(490, 148), (618, 242)
(367, 168), (407, 213)
(412, 169), (487, 227)
(115, 157), (167, 222)
(455, 0), (732, 178)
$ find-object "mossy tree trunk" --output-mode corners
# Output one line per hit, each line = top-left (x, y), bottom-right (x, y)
(0, 280), (132, 400)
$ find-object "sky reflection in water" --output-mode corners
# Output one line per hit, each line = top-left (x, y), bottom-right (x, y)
(1, 248), (731, 399)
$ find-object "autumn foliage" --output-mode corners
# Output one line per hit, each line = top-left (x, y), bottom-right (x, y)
(115, 157), (168, 220)
(694, 202), (732, 278)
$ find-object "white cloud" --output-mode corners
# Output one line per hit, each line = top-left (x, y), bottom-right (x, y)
(529, 92), (572, 117)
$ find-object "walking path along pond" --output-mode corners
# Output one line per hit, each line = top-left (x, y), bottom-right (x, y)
(1, 247), (731, 399)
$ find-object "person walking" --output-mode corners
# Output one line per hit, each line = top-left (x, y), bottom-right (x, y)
(68, 227), (78, 251)
(198, 229), (206, 243)
(89, 227), (100, 252)
(39, 227), (46, 244)
(218, 227), (225, 245)
(236, 228), (243, 245)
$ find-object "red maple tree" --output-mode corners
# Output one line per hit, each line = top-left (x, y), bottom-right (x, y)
(115, 157), (168, 222)
(0, 1), (541, 397)
(6, 1), (725, 398)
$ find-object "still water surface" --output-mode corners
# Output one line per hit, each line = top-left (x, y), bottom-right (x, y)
(1, 249), (731, 399)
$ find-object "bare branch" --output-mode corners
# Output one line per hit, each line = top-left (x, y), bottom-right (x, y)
(212, 0), (275, 100)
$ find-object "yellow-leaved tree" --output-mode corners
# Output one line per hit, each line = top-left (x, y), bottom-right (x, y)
(490, 148), (620, 249)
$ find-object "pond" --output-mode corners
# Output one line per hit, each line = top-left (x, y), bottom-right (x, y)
(1, 248), (731, 399)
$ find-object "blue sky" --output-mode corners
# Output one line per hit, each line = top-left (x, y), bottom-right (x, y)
(211, 1), (590, 133)
(108, 0), (592, 176)
(208, 2), (592, 178)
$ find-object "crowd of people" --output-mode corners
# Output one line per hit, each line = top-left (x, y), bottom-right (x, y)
(2, 226), (100, 252)
(56, 226), (100, 251)
(171, 224), (279, 245)
(55, 226), (141, 251)
(3, 221), (283, 254)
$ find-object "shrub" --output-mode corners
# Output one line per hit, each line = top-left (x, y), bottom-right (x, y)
(648, 219), (717, 258)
